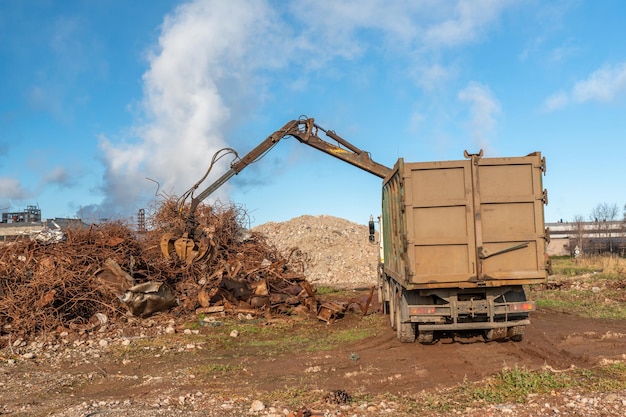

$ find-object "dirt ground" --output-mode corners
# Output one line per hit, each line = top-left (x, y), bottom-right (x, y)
(2, 293), (626, 417)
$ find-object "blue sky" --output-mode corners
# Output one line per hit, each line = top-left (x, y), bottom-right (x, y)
(1, 0), (625, 227)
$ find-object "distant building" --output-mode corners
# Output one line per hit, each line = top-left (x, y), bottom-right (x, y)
(546, 220), (626, 257)
(1, 205), (41, 223)
(0, 205), (89, 242)
(0, 217), (89, 242)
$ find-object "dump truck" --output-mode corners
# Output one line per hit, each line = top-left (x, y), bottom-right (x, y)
(377, 150), (549, 343)
(162, 117), (549, 343)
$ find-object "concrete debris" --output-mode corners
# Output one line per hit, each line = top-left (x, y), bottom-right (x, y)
(20, 221), (66, 244)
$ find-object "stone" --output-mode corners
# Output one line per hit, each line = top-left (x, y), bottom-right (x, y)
(249, 399), (265, 412)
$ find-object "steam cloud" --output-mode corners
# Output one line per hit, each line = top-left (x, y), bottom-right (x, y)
(85, 0), (513, 221)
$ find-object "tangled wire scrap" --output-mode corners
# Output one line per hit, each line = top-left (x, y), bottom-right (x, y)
(0, 199), (315, 338)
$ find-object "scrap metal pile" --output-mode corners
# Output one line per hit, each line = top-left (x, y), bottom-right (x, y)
(0, 200), (372, 339)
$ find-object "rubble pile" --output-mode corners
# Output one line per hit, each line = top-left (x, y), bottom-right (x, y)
(253, 214), (379, 288)
(0, 201), (369, 339)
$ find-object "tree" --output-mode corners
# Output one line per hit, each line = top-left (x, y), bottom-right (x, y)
(590, 203), (619, 253)
(571, 214), (586, 256)
(623, 203), (626, 243)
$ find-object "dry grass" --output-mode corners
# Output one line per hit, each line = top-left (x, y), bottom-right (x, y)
(550, 254), (626, 278)
(530, 254), (626, 319)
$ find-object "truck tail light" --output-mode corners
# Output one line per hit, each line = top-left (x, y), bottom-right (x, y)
(508, 302), (535, 312)
(409, 306), (436, 315)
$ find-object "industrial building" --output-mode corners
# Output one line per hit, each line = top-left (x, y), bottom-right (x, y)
(0, 206), (87, 242)
(547, 220), (626, 257)
(1, 205), (41, 223)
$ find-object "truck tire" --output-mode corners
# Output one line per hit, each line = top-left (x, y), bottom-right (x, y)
(389, 282), (397, 330)
(378, 286), (387, 314)
(396, 291), (416, 343)
(418, 330), (434, 344)
(398, 320), (416, 343)
(508, 325), (525, 342)
(381, 278), (391, 316)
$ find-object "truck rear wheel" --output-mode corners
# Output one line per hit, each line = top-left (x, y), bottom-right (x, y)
(396, 291), (416, 343)
(395, 309), (416, 343)
(418, 330), (434, 344)
(397, 320), (416, 343)
(508, 326), (525, 342)
(388, 282), (397, 330)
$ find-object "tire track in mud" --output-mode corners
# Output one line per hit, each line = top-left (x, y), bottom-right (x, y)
(522, 309), (626, 370)
(228, 308), (626, 397)
(316, 308), (626, 396)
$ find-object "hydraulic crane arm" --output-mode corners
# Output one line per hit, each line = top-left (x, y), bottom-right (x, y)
(189, 117), (391, 213)
(163, 117), (392, 264)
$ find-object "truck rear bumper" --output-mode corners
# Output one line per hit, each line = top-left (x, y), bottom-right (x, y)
(418, 319), (530, 332)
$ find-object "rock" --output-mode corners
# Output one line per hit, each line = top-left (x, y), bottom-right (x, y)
(249, 399), (265, 412)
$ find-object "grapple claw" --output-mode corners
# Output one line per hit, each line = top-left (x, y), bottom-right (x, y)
(160, 233), (177, 259)
(193, 235), (212, 263)
(158, 232), (212, 266)
(174, 233), (195, 264)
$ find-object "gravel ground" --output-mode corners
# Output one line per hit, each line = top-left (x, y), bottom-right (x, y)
(2, 215), (625, 416)
(2, 321), (625, 417)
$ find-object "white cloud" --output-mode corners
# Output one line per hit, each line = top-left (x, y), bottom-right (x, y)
(43, 166), (76, 188)
(293, 0), (511, 53)
(458, 81), (501, 151)
(424, 0), (509, 48)
(543, 62), (626, 111)
(414, 63), (458, 91)
(0, 177), (31, 201)
(572, 63), (626, 102)
(543, 91), (569, 112)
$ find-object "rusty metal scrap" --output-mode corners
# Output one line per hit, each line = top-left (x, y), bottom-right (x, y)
(316, 286), (375, 323)
(0, 200), (371, 339)
(94, 258), (135, 296)
(120, 281), (178, 317)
